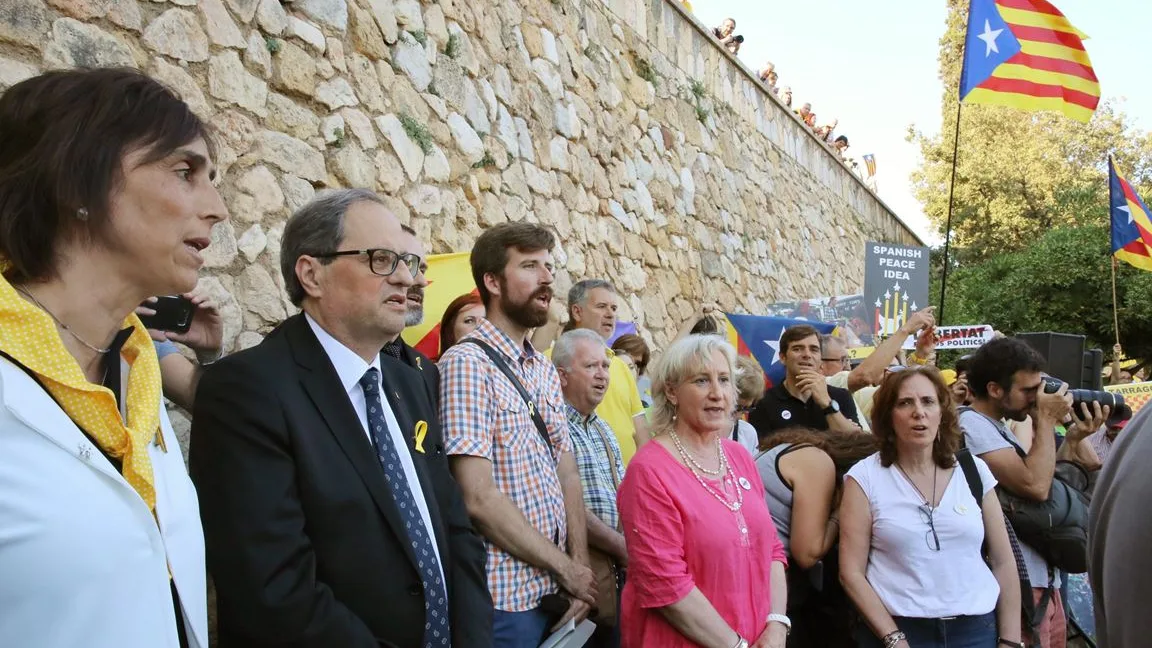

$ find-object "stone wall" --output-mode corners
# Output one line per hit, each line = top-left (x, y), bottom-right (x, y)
(0, 0), (919, 355)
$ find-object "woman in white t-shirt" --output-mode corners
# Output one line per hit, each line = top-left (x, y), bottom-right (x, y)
(839, 367), (1023, 648)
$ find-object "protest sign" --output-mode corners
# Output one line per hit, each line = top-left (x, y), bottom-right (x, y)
(902, 325), (994, 351)
(764, 294), (875, 345)
(864, 242), (930, 338)
(1105, 381), (1152, 416)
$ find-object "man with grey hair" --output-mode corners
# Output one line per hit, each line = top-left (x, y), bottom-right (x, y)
(191, 189), (492, 648)
(382, 223), (439, 404)
(554, 329), (627, 648)
(550, 279), (648, 465)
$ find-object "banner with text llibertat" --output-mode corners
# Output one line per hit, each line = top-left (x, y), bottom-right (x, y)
(864, 242), (930, 338)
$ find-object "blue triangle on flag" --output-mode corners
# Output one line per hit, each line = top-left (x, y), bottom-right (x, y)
(726, 313), (836, 386)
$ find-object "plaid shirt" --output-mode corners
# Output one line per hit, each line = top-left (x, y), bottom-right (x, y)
(565, 404), (624, 531)
(439, 318), (571, 612)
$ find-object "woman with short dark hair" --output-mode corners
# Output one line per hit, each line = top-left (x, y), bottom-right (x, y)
(839, 367), (1022, 648)
(0, 68), (227, 647)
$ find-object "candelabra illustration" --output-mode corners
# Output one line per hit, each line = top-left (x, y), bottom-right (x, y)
(874, 281), (915, 336)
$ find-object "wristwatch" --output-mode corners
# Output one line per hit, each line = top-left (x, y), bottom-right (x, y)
(998, 639), (1025, 648)
(766, 613), (791, 634)
(822, 400), (840, 416)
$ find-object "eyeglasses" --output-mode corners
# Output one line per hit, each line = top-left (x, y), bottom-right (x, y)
(918, 504), (941, 551)
(312, 248), (423, 277)
(822, 357), (850, 367)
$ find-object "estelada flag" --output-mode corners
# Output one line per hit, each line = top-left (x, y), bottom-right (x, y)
(724, 313), (837, 387)
(960, 0), (1100, 122)
(400, 252), (477, 358)
(1109, 159), (1152, 272)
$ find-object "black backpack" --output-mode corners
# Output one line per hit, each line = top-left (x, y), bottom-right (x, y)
(958, 408), (1091, 574)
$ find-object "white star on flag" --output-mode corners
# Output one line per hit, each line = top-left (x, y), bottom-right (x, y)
(978, 19), (1003, 56)
(764, 334), (782, 360)
(1118, 205), (1133, 224)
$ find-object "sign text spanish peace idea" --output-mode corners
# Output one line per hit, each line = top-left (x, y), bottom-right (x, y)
(864, 242), (930, 337)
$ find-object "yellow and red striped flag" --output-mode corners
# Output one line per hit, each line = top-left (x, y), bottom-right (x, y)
(959, 0), (1099, 122)
(400, 252), (477, 359)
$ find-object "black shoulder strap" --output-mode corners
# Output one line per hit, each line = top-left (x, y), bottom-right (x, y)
(956, 447), (984, 507)
(958, 406), (1027, 459)
(457, 339), (554, 458)
(958, 446), (1044, 633)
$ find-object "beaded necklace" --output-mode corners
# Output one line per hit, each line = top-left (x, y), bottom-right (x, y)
(668, 429), (751, 546)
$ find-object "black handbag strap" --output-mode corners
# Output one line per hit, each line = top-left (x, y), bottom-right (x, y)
(957, 447), (985, 510)
(457, 339), (554, 458)
(957, 447), (1046, 634)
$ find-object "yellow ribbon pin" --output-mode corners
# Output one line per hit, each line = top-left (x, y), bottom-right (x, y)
(414, 420), (428, 453)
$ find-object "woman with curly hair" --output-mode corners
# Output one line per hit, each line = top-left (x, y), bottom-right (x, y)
(839, 367), (1022, 648)
(757, 428), (877, 647)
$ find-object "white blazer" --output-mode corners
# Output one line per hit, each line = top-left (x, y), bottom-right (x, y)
(0, 357), (207, 648)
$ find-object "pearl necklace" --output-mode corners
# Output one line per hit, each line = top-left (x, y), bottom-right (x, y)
(668, 427), (723, 476)
(668, 429), (743, 513)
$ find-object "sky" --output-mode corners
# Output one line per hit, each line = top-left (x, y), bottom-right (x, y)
(689, 0), (1151, 246)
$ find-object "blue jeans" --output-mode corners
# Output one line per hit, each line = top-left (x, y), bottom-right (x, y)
(493, 607), (551, 648)
(855, 612), (997, 648)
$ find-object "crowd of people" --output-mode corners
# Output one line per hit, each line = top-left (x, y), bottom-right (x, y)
(710, 18), (855, 166)
(0, 66), (1149, 648)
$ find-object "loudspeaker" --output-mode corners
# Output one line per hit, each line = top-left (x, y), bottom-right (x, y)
(1017, 332), (1086, 386)
(1082, 349), (1103, 391)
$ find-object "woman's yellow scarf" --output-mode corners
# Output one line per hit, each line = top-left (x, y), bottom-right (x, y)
(0, 272), (162, 511)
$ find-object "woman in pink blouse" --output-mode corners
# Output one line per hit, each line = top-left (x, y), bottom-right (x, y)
(617, 335), (789, 648)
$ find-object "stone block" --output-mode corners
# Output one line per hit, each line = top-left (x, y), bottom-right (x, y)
(143, 9), (208, 62)
(208, 50), (268, 116)
(271, 40), (316, 96)
(199, 0), (245, 48)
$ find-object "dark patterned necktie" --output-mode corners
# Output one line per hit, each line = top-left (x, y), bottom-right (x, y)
(383, 340), (404, 360)
(359, 368), (450, 647)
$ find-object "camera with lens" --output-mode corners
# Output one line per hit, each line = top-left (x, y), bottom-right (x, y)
(1042, 376), (1132, 420)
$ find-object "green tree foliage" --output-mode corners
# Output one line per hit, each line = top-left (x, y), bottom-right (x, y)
(942, 225), (1152, 365)
(910, 0), (1152, 263)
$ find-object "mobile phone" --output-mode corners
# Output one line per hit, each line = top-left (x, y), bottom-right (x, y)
(139, 296), (195, 334)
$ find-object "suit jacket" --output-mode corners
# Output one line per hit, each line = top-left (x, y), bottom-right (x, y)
(190, 314), (492, 648)
(396, 340), (440, 409)
(0, 357), (207, 648)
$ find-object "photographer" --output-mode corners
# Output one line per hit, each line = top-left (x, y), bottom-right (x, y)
(960, 338), (1104, 648)
(138, 290), (223, 412)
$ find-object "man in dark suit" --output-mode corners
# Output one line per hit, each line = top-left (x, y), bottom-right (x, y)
(383, 224), (439, 406)
(190, 189), (492, 648)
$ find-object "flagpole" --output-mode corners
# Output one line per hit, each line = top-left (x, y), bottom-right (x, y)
(937, 98), (964, 325)
(1111, 257), (1121, 347)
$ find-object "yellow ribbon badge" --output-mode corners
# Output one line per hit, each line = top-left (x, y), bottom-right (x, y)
(414, 420), (428, 453)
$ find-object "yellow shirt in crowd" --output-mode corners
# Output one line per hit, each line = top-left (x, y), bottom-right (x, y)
(600, 354), (645, 464)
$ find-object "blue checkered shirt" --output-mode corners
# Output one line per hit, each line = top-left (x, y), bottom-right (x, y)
(565, 404), (625, 530)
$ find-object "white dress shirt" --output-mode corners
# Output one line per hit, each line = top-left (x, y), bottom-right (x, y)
(306, 314), (445, 582)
